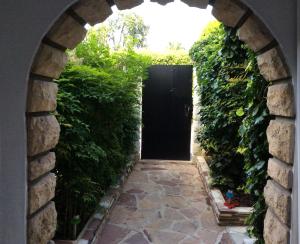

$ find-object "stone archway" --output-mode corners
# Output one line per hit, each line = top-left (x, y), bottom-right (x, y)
(26, 0), (295, 243)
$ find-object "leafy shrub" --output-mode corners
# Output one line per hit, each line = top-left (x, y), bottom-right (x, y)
(189, 21), (269, 242)
(139, 50), (192, 65)
(54, 39), (148, 238)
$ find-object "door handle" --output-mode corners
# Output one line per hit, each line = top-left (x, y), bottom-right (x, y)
(169, 88), (176, 93)
(184, 105), (191, 117)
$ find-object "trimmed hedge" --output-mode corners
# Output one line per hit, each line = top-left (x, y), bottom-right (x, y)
(139, 50), (192, 65)
(54, 41), (148, 238)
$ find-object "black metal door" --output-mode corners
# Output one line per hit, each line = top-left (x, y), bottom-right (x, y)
(142, 65), (193, 160)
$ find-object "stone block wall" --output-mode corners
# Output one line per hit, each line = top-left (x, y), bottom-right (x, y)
(27, 79), (60, 244)
(26, 0), (295, 243)
(263, 85), (295, 243)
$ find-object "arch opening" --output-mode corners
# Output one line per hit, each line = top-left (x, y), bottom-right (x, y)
(25, 0), (295, 243)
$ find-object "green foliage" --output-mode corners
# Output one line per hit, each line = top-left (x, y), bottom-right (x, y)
(237, 52), (270, 241)
(189, 21), (269, 242)
(55, 35), (148, 238)
(190, 22), (249, 189)
(140, 50), (192, 65)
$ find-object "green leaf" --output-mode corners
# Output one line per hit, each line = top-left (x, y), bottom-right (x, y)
(236, 107), (245, 117)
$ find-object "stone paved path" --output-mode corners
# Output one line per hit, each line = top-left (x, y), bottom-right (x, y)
(96, 160), (247, 244)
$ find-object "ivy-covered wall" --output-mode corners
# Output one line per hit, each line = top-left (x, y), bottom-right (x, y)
(190, 22), (269, 241)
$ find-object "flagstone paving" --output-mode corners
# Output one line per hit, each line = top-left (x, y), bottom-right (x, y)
(96, 160), (248, 244)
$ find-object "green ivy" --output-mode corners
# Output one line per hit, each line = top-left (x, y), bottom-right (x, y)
(238, 51), (270, 241)
(190, 22), (248, 189)
(189, 21), (269, 242)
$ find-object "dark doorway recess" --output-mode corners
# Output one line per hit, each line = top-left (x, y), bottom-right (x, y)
(142, 65), (193, 160)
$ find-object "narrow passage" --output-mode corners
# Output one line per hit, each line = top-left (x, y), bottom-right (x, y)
(96, 160), (245, 244)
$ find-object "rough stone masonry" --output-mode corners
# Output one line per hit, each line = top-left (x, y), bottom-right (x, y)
(26, 0), (295, 243)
